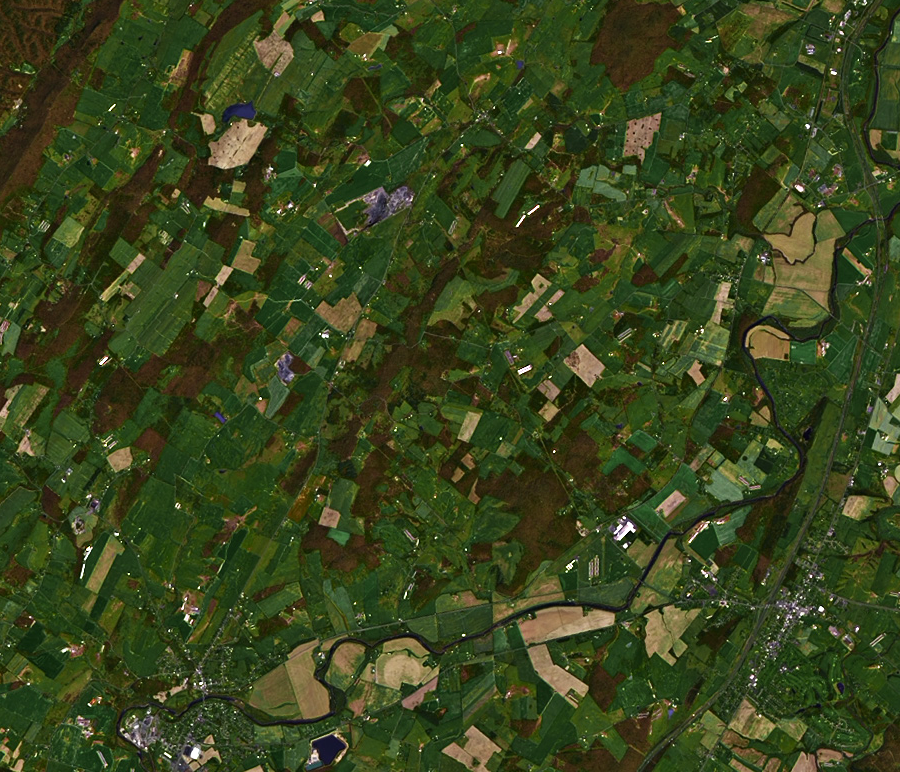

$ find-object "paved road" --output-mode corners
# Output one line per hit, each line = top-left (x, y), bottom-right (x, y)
(638, 4), (890, 769)
(116, 5), (900, 768)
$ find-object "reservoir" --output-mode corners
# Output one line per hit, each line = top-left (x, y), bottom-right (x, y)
(306, 733), (348, 769)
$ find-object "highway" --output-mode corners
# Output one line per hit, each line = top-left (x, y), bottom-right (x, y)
(639, 2), (891, 768)
(114, 5), (900, 770)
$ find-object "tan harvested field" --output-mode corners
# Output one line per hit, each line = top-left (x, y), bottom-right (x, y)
(535, 288), (565, 322)
(750, 405), (771, 426)
(761, 215), (836, 322)
(435, 590), (484, 612)
(214, 265), (233, 287)
(208, 119), (268, 169)
(106, 447), (133, 472)
(1, 385), (48, 433)
(766, 211), (815, 263)
(747, 325), (790, 361)
(655, 490), (686, 519)
(457, 410), (482, 441)
(790, 752), (817, 772)
(285, 641), (330, 717)
(518, 606), (615, 643)
(318, 506), (341, 528)
(842, 248), (872, 280)
(869, 129), (900, 161)
(348, 32), (387, 58)
(16, 434), (35, 456)
(85, 537), (124, 594)
(193, 737), (222, 768)
(539, 401), (560, 422)
(442, 726), (503, 770)
(775, 718), (807, 742)
(375, 650), (437, 690)
(100, 268), (127, 300)
(528, 643), (589, 706)
(203, 197), (250, 216)
(442, 740), (479, 769)
(254, 31), (294, 73)
(202, 286), (220, 307)
(816, 749), (844, 765)
(771, 236), (835, 304)
(842, 495), (877, 520)
(401, 675), (438, 709)
(644, 606), (701, 665)
(511, 274), (551, 322)
(463, 726), (502, 765)
(564, 343), (605, 387)
(730, 698), (775, 740)
(233, 240), (260, 273)
(383, 637), (429, 657)
(740, 4), (796, 31)
(688, 360), (705, 386)
(249, 640), (330, 718)
(153, 683), (186, 703)
(124, 253), (146, 274)
(710, 281), (733, 324)
(538, 379), (561, 401)
(329, 642), (366, 678)
(344, 318), (377, 363)
(316, 292), (363, 333)
(198, 113), (216, 135)
(623, 113), (662, 162)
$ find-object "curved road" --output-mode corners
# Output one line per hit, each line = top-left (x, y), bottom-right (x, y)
(116, 5), (895, 770)
(639, 1), (891, 768)
(116, 306), (816, 767)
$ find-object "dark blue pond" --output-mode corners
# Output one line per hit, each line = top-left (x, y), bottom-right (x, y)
(311, 734), (347, 766)
(222, 101), (256, 123)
